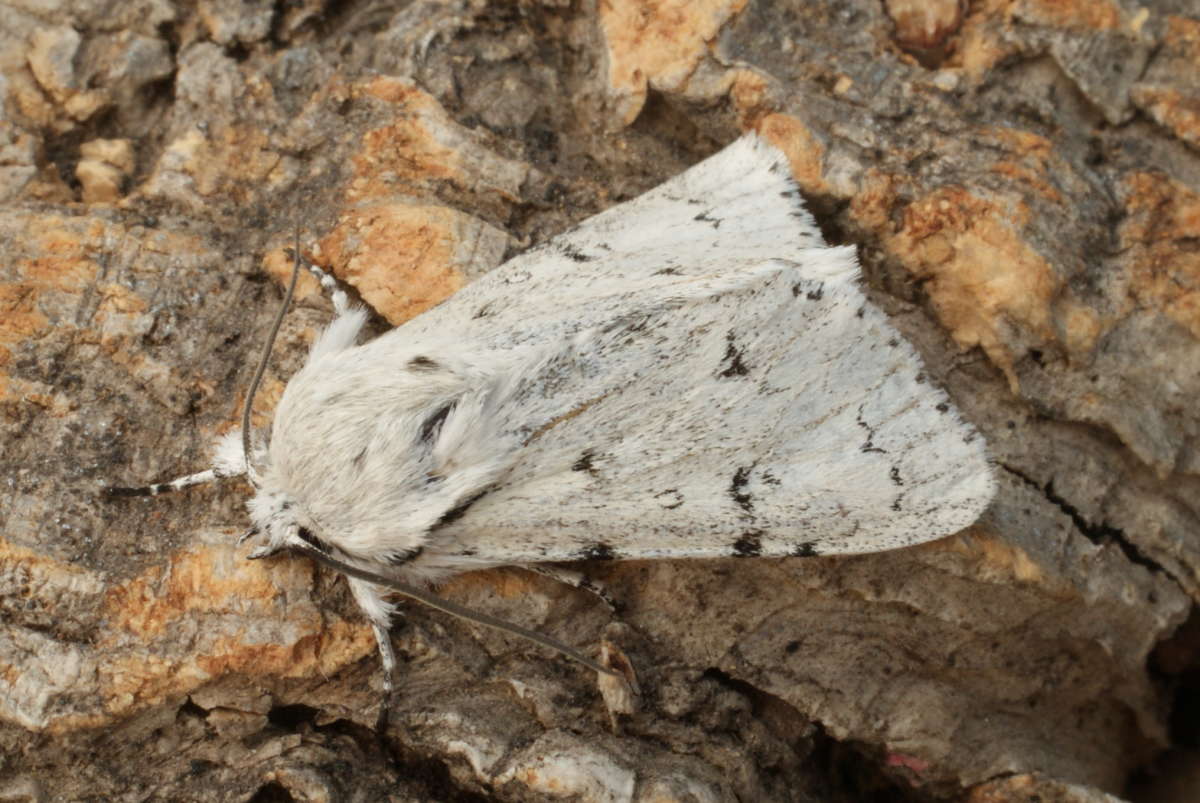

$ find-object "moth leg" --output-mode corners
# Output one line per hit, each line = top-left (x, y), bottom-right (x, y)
(347, 577), (400, 730)
(286, 247), (352, 317)
(102, 430), (248, 497)
(103, 468), (223, 497)
(523, 564), (617, 612)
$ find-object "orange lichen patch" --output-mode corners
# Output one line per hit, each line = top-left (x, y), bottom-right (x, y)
(20, 220), (105, 292)
(353, 83), (459, 193)
(728, 68), (773, 127)
(92, 538), (376, 721)
(319, 203), (484, 325)
(886, 187), (1058, 390)
(0, 536), (103, 592)
(86, 282), (153, 345)
(952, 14), (1012, 78)
(849, 170), (903, 232)
(1012, 0), (1124, 31)
(0, 219), (104, 367)
(1129, 17), (1200, 148)
(599, 0), (750, 125)
(103, 542), (302, 638)
(261, 247), (324, 304)
(95, 283), (148, 316)
(884, 0), (964, 51)
(195, 617), (375, 679)
(1163, 14), (1200, 57)
(440, 568), (544, 602)
(935, 531), (1050, 588)
(236, 376), (288, 431)
(757, 113), (830, 196)
(1117, 172), (1200, 339)
(0, 284), (49, 363)
(1133, 86), (1200, 149)
(141, 124), (281, 206)
(99, 554), (374, 715)
(981, 127), (1064, 204)
(207, 126), (282, 201)
(349, 77), (528, 206)
(1058, 301), (1103, 356)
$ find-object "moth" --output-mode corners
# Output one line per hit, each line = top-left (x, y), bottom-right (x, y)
(106, 134), (996, 713)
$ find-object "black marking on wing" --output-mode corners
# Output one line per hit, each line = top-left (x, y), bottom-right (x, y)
(386, 545), (424, 566)
(655, 489), (684, 509)
(887, 337), (899, 348)
(719, 331), (749, 378)
(579, 543), (617, 561)
(890, 466), (903, 486)
(694, 210), (721, 229)
(792, 282), (824, 300)
(352, 448), (367, 469)
(408, 355), (439, 371)
(730, 466), (754, 513)
(856, 405), (887, 454)
(855, 306), (865, 318)
(473, 302), (494, 319)
(732, 531), (763, 557)
(432, 488), (490, 529)
(935, 401), (950, 413)
(915, 372), (926, 384)
(760, 470), (782, 487)
(891, 495), (904, 511)
(791, 542), (819, 557)
(420, 402), (456, 444)
(653, 266), (682, 276)
(559, 242), (595, 262)
(572, 448), (598, 474)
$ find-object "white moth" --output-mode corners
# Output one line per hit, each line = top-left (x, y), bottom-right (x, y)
(106, 134), (995, 713)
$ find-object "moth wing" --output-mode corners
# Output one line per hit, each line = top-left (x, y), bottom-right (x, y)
(418, 258), (996, 571)
(398, 134), (832, 349)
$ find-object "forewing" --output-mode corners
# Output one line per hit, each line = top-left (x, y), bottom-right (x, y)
(397, 135), (834, 349)
(418, 259), (995, 570)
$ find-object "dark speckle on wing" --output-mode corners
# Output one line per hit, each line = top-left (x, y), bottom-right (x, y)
(732, 532), (763, 557)
(579, 543), (617, 561)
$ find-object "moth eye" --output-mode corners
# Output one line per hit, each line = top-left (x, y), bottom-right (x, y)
(419, 402), (456, 444)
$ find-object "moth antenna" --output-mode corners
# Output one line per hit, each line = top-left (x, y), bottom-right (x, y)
(287, 542), (618, 678)
(242, 231), (303, 486)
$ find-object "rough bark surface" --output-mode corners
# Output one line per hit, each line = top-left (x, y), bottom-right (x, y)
(1, 1), (1198, 801)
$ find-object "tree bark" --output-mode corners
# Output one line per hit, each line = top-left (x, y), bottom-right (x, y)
(1, 1), (1197, 801)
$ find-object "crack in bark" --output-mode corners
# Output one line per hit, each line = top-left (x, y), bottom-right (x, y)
(1000, 463), (1172, 580)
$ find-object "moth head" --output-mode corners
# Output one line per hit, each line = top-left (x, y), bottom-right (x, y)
(201, 428), (295, 556)
(242, 486), (304, 558)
